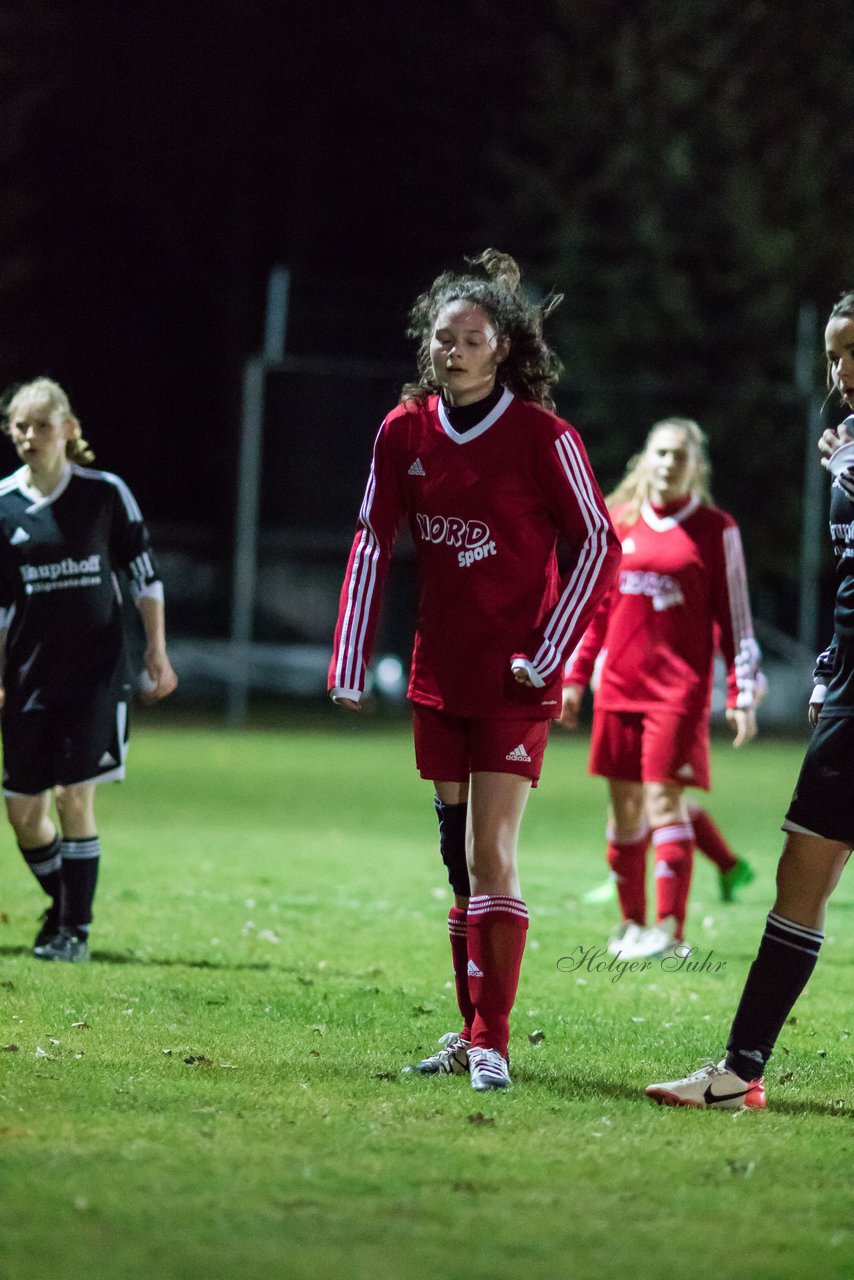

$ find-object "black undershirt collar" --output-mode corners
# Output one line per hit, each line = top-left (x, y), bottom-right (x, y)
(441, 383), (505, 434)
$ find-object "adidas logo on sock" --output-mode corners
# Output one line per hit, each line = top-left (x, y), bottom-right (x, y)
(408, 457), (425, 476)
(10, 526), (29, 544)
(467, 959), (483, 978)
(505, 744), (532, 763)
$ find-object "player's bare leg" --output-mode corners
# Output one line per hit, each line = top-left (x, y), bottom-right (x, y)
(772, 830), (849, 929)
(6, 791), (63, 951)
(463, 772), (530, 1090)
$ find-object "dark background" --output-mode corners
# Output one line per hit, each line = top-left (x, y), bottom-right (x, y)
(4, 0), (854, 652)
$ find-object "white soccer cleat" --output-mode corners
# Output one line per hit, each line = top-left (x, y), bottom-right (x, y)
(623, 916), (679, 959)
(401, 1031), (470, 1076)
(645, 1059), (766, 1110)
(468, 1046), (512, 1091)
(607, 921), (643, 956)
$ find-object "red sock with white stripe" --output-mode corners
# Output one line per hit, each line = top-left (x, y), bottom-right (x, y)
(652, 822), (694, 940)
(465, 895), (528, 1058)
(606, 820), (649, 924)
(686, 803), (737, 873)
(448, 907), (475, 1040)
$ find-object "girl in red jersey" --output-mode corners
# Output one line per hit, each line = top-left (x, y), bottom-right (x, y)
(329, 251), (620, 1091)
(562, 418), (760, 957)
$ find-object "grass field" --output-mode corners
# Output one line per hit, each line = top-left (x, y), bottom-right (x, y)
(0, 713), (851, 1280)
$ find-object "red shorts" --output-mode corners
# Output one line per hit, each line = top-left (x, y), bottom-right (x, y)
(412, 705), (550, 786)
(589, 706), (710, 790)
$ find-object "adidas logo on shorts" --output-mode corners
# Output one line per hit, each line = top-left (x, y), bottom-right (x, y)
(505, 744), (532, 763)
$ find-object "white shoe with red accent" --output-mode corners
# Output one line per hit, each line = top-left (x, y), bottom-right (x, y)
(645, 1059), (766, 1110)
(468, 1047), (512, 1091)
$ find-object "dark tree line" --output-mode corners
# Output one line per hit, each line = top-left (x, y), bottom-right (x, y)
(2, 0), (854, 629)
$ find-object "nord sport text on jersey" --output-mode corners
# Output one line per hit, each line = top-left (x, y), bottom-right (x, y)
(415, 513), (497, 568)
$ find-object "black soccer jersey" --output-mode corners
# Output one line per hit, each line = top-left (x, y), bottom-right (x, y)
(814, 473), (854, 716)
(0, 464), (160, 708)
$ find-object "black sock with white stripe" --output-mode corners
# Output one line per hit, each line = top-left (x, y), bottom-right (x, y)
(60, 836), (101, 938)
(725, 911), (824, 1081)
(20, 833), (62, 903)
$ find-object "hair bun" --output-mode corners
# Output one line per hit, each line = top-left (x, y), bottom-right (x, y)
(468, 249), (522, 293)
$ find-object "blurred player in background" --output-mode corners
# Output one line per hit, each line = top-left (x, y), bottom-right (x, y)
(562, 418), (760, 958)
(646, 292), (854, 1109)
(0, 378), (177, 962)
(581, 796), (756, 906)
(329, 251), (620, 1091)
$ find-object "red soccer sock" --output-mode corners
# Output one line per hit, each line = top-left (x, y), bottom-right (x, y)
(652, 823), (694, 939)
(606, 821), (649, 924)
(448, 906), (475, 1040)
(466, 895), (529, 1059)
(687, 803), (737, 873)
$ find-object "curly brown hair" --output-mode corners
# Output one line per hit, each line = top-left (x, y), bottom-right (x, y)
(400, 249), (563, 409)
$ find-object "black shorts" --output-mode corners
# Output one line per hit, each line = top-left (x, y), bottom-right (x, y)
(1, 693), (129, 796)
(783, 714), (854, 847)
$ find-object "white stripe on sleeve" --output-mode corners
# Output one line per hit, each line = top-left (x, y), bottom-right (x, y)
(723, 524), (760, 707)
(531, 432), (613, 679)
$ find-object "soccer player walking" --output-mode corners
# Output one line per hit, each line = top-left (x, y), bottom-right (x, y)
(329, 251), (620, 1090)
(646, 292), (854, 1109)
(0, 378), (177, 961)
(562, 418), (760, 958)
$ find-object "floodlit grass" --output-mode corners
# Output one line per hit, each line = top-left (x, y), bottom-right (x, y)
(0, 714), (851, 1280)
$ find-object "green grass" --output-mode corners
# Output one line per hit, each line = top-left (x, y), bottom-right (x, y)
(0, 716), (851, 1280)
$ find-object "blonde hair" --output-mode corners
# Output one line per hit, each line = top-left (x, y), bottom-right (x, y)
(1, 377), (95, 465)
(607, 416), (712, 522)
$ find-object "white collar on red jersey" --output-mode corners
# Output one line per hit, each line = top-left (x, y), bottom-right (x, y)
(640, 495), (701, 531)
(437, 387), (514, 444)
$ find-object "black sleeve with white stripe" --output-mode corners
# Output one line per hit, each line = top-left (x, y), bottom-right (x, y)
(108, 481), (162, 600)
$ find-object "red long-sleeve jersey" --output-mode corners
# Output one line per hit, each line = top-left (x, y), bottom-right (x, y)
(330, 389), (621, 719)
(564, 497), (759, 717)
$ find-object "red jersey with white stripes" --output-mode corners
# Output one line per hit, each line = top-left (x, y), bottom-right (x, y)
(330, 389), (620, 718)
(564, 496), (759, 716)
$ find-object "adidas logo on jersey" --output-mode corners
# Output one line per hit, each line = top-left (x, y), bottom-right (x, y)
(505, 744), (532, 763)
(99, 752), (117, 767)
(408, 458), (426, 476)
(10, 527), (29, 544)
(621, 536), (636, 553)
(467, 959), (484, 978)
